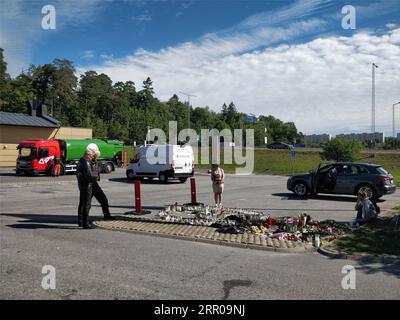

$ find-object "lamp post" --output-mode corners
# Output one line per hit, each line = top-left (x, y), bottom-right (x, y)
(393, 102), (400, 138)
(179, 91), (196, 129)
(371, 63), (378, 147)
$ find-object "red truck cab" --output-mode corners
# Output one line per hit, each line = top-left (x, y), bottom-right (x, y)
(16, 139), (61, 175)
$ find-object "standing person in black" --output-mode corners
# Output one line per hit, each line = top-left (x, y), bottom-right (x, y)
(76, 144), (114, 229)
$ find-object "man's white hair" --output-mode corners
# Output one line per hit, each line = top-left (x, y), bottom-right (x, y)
(84, 143), (100, 158)
(86, 143), (99, 153)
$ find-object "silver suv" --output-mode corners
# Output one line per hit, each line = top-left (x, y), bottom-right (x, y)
(287, 162), (396, 199)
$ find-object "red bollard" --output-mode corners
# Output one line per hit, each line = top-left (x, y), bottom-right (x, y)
(190, 177), (197, 204)
(134, 179), (141, 213)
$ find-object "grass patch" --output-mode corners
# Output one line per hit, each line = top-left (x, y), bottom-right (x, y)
(328, 208), (400, 256)
(122, 146), (400, 186)
(194, 148), (400, 185)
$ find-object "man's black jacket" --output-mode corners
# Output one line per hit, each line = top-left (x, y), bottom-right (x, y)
(76, 157), (99, 185)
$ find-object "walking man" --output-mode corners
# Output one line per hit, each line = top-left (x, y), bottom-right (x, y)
(76, 144), (114, 229)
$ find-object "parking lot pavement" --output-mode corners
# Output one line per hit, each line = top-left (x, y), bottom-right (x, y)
(1, 168), (399, 222)
(1, 168), (400, 300)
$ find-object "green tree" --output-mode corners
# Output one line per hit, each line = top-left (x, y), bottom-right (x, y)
(6, 74), (35, 113)
(51, 59), (78, 122)
(142, 77), (154, 97)
(29, 63), (56, 104)
(320, 137), (363, 162)
(0, 48), (11, 109)
(0, 48), (8, 83)
(383, 137), (399, 150)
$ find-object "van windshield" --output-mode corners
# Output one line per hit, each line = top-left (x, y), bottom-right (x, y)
(18, 147), (36, 160)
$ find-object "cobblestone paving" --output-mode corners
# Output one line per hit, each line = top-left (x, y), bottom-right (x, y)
(94, 218), (314, 253)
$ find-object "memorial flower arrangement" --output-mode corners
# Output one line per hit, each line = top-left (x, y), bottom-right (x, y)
(146, 204), (350, 244)
(220, 212), (350, 243)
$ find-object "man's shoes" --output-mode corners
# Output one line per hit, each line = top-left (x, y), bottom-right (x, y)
(103, 215), (115, 220)
(82, 217), (95, 229)
(82, 222), (95, 229)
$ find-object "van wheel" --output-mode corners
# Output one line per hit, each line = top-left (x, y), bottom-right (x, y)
(126, 170), (135, 180)
(16, 169), (21, 176)
(159, 172), (167, 183)
(179, 177), (187, 183)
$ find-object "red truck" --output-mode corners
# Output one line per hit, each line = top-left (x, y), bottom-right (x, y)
(16, 138), (123, 176)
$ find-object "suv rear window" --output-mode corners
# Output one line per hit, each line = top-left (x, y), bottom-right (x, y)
(376, 167), (389, 175)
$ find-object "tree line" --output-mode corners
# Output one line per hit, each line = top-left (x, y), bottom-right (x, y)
(0, 48), (304, 146)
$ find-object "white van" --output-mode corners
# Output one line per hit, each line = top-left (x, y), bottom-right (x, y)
(126, 144), (194, 183)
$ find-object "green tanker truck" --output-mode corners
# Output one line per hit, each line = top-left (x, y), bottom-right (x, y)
(16, 138), (124, 175)
(59, 139), (123, 173)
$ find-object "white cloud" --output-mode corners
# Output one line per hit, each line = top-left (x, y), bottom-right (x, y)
(80, 50), (95, 59)
(238, 0), (333, 29)
(78, 28), (400, 135)
(0, 0), (105, 76)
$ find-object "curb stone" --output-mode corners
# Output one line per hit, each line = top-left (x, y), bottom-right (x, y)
(94, 219), (314, 253)
(317, 246), (400, 264)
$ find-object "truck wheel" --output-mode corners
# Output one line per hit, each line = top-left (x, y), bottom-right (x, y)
(179, 177), (188, 183)
(159, 172), (167, 183)
(126, 170), (135, 180)
(104, 163), (113, 174)
(293, 182), (308, 197)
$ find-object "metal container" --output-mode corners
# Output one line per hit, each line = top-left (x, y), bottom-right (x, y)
(59, 139), (123, 161)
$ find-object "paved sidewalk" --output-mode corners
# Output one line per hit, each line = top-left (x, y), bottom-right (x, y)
(94, 217), (314, 253)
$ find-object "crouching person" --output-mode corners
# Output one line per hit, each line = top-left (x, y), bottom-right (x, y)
(76, 144), (114, 229)
(354, 191), (378, 226)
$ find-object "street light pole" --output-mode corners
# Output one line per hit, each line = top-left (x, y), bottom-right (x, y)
(393, 102), (400, 138)
(371, 63), (379, 147)
(179, 91), (196, 130)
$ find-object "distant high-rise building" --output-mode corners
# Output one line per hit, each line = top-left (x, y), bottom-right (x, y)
(304, 134), (331, 147)
(336, 132), (384, 145)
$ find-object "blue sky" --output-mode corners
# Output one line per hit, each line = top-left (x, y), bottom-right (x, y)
(1, 0), (400, 135)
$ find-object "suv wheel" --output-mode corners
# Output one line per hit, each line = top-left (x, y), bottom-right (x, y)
(179, 177), (188, 183)
(356, 184), (376, 199)
(293, 182), (308, 197)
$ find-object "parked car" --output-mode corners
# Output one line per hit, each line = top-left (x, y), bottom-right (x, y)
(126, 144), (194, 183)
(287, 162), (396, 199)
(266, 142), (294, 149)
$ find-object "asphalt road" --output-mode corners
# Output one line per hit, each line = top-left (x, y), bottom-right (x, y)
(1, 168), (399, 300)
